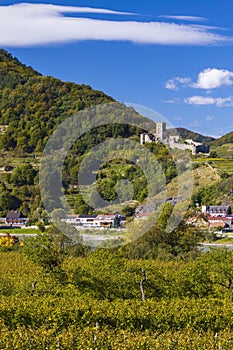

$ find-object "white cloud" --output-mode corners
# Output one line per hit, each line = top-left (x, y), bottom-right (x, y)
(194, 68), (233, 89)
(159, 15), (207, 22)
(185, 95), (233, 107)
(165, 77), (192, 90)
(215, 96), (233, 106)
(165, 80), (178, 90)
(6, 3), (133, 16)
(165, 68), (233, 90)
(206, 115), (214, 121)
(185, 96), (216, 105)
(0, 3), (230, 47)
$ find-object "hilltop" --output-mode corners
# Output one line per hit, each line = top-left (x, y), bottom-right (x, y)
(0, 49), (41, 89)
(168, 127), (215, 144)
(212, 130), (233, 147)
(0, 49), (114, 153)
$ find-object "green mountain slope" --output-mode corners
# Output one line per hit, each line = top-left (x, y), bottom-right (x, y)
(0, 49), (232, 221)
(169, 127), (215, 144)
(0, 49), (40, 89)
(212, 131), (233, 147)
(0, 49), (114, 152)
(0, 50), (148, 218)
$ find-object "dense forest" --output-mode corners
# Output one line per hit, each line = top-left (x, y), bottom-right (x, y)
(0, 49), (114, 153)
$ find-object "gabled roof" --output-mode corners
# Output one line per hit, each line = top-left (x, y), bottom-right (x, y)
(96, 215), (115, 220)
(6, 210), (24, 219)
(78, 214), (97, 219)
(207, 215), (233, 221)
(208, 205), (230, 212)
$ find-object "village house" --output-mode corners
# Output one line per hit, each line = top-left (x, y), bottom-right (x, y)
(199, 205), (233, 230)
(207, 215), (233, 229)
(185, 214), (209, 228)
(202, 205), (231, 217)
(62, 213), (126, 228)
(5, 210), (28, 226)
(185, 205), (233, 230)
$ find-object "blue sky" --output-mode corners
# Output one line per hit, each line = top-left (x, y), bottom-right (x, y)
(1, 1), (233, 137)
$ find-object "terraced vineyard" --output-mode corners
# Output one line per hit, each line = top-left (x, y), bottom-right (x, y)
(193, 156), (233, 176)
(214, 143), (233, 159)
(211, 159), (233, 175)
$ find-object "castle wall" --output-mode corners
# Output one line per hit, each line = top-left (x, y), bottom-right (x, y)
(140, 123), (209, 155)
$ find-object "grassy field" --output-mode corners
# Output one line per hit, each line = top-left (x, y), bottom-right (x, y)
(214, 237), (233, 244)
(0, 228), (40, 234)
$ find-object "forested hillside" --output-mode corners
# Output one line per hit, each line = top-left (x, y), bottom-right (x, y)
(0, 49), (40, 89)
(169, 127), (215, 144)
(0, 49), (232, 222)
(0, 49), (115, 152)
(2, 50), (233, 350)
(0, 50), (179, 219)
(212, 130), (233, 147)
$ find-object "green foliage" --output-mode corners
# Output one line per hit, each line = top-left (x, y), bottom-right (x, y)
(209, 150), (218, 158)
(0, 51), (155, 215)
(191, 174), (233, 206)
(0, 254), (230, 344)
(212, 130), (233, 147)
(0, 49), (40, 90)
(2, 246), (233, 348)
(23, 233), (61, 268)
(121, 204), (204, 260)
(0, 50), (182, 217)
(0, 78), (114, 152)
(10, 164), (37, 186)
(0, 49), (114, 153)
(0, 188), (22, 214)
(95, 160), (147, 203)
(2, 48), (233, 349)
(213, 143), (233, 159)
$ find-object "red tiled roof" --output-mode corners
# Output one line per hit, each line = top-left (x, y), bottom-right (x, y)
(207, 215), (233, 221)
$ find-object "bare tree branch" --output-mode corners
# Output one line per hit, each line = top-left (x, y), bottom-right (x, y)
(140, 268), (146, 302)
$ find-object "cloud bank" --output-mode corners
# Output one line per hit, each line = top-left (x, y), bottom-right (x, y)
(159, 15), (207, 22)
(185, 95), (233, 107)
(0, 3), (231, 47)
(166, 68), (233, 90)
(165, 93), (233, 108)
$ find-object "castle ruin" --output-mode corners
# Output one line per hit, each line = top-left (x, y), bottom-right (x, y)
(140, 122), (209, 155)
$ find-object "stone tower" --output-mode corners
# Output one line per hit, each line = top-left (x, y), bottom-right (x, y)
(156, 122), (166, 141)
